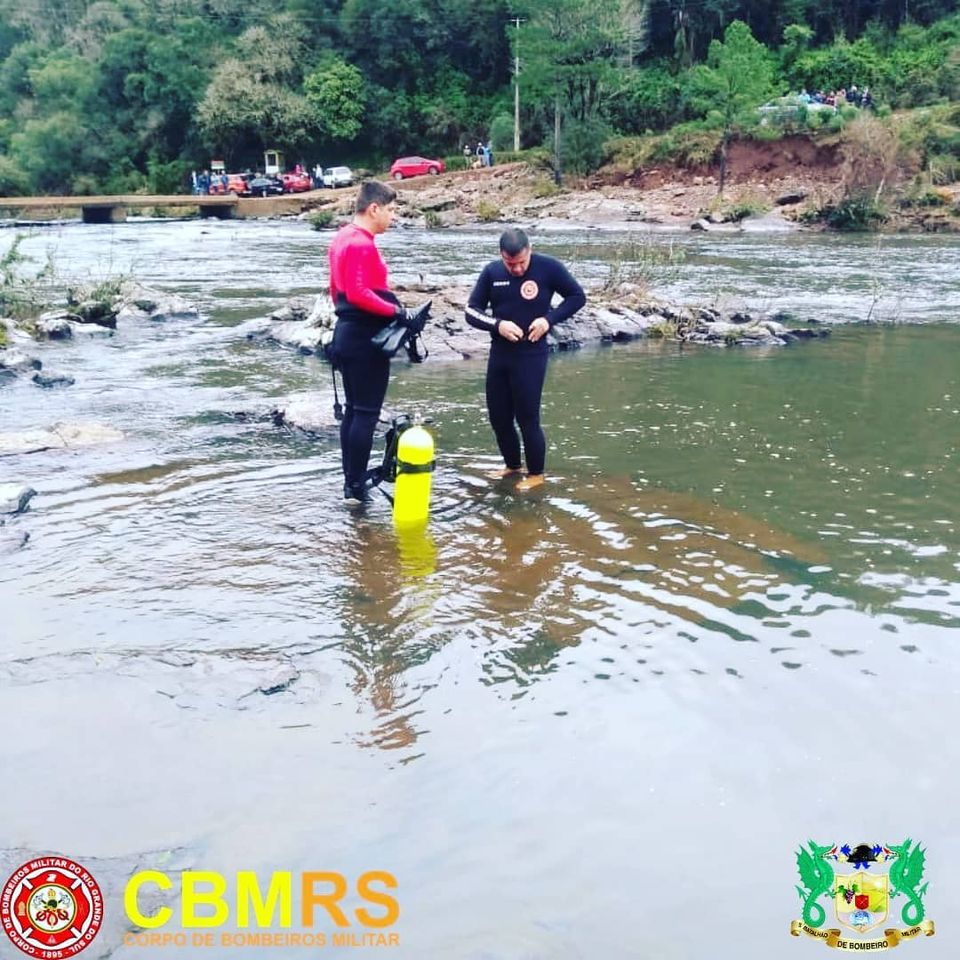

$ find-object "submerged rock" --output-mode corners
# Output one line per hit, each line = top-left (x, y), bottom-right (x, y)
(0, 348), (42, 375)
(741, 212), (801, 232)
(0, 523), (29, 553)
(256, 665), (300, 696)
(0, 484), (36, 514)
(36, 312), (75, 339)
(31, 371), (75, 388)
(0, 422), (124, 455)
(60, 281), (200, 329)
(271, 392), (340, 432)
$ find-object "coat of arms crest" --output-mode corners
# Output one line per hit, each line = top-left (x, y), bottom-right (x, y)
(791, 840), (935, 949)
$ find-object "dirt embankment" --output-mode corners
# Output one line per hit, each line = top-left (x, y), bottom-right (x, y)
(297, 137), (957, 233)
(365, 152), (824, 230)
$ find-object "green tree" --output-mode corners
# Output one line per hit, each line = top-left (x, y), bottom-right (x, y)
(10, 111), (93, 192)
(362, 85), (418, 156)
(561, 116), (613, 173)
(0, 0), (88, 48)
(0, 42), (44, 116)
(340, 0), (441, 93)
(489, 112), (514, 151)
(519, 0), (626, 181)
(686, 20), (776, 194)
(67, 1), (137, 59)
(780, 21), (814, 76)
(339, 0), (510, 96)
(96, 20), (215, 172)
(196, 19), (318, 161)
(28, 53), (98, 115)
(0, 154), (30, 196)
(787, 36), (884, 96)
(304, 57), (365, 142)
(235, 19), (309, 86)
(197, 60), (317, 162)
(607, 61), (683, 133)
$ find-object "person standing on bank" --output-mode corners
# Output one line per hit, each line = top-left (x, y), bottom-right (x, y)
(328, 180), (428, 505)
(465, 228), (586, 491)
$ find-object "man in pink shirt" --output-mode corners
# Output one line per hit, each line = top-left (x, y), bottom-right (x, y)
(328, 181), (423, 505)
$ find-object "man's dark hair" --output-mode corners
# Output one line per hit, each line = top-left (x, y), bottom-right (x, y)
(356, 180), (397, 213)
(499, 228), (529, 256)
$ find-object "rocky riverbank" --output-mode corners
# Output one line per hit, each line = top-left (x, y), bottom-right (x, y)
(243, 285), (829, 368)
(302, 150), (960, 234)
(244, 285), (828, 434)
(241, 297), (829, 447)
(302, 162), (811, 233)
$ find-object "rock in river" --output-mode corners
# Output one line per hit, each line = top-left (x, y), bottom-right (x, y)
(0, 422), (124, 456)
(0, 484), (36, 514)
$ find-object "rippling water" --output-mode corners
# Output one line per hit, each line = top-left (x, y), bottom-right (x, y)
(2, 220), (959, 958)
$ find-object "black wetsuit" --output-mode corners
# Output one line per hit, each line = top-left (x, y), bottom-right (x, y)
(465, 253), (586, 475)
(328, 223), (400, 491)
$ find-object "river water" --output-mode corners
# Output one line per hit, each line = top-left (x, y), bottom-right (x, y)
(1, 219), (959, 958)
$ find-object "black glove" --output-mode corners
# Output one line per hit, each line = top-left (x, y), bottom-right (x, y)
(395, 300), (432, 334)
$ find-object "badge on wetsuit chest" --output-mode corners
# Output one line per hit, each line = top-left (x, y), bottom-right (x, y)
(520, 280), (539, 300)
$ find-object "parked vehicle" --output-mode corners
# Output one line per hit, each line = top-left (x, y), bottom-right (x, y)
(208, 173), (253, 196)
(322, 166), (354, 188)
(390, 156), (444, 179)
(248, 176), (284, 197)
(231, 174), (251, 195)
(281, 171), (312, 193)
(757, 95), (835, 125)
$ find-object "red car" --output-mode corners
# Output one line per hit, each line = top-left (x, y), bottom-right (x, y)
(281, 171), (312, 193)
(390, 156), (445, 180)
(209, 174), (251, 196)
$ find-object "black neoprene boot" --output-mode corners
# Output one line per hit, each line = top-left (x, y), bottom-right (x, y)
(343, 481), (373, 505)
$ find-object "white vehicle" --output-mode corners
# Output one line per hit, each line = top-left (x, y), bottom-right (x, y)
(323, 166), (354, 188)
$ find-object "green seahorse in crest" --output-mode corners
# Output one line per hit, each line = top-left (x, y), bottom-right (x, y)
(888, 839), (929, 926)
(795, 840), (835, 927)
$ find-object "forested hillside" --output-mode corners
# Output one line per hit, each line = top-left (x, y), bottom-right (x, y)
(0, 0), (957, 195)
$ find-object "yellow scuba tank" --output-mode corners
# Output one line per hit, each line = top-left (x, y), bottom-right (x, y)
(393, 422), (434, 526)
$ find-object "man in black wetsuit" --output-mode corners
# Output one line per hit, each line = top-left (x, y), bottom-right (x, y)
(465, 228), (586, 491)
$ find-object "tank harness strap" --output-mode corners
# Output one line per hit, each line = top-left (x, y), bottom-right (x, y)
(396, 459), (435, 475)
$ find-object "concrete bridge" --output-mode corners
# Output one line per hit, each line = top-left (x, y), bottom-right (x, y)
(0, 192), (321, 222)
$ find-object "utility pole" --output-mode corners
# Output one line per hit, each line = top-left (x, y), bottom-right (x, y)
(510, 16), (525, 152)
(554, 92), (562, 186)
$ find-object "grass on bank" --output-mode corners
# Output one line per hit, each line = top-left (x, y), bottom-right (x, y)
(1, 232), (132, 335)
(601, 103), (960, 230)
(0, 234), (52, 320)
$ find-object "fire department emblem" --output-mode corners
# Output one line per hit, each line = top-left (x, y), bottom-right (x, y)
(2, 857), (104, 957)
(520, 279), (539, 300)
(790, 840), (935, 949)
